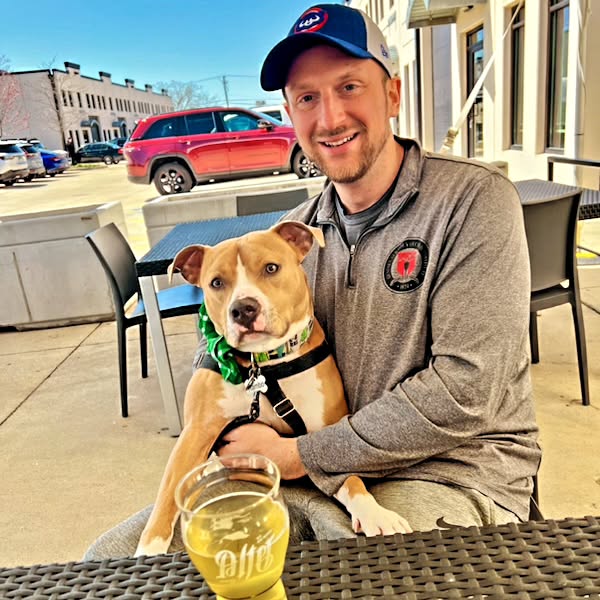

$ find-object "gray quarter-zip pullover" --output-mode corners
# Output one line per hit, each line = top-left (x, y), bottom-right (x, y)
(287, 138), (541, 520)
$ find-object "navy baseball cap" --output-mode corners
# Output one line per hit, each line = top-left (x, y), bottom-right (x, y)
(261, 3), (393, 91)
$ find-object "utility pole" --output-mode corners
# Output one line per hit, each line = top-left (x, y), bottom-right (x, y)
(221, 76), (229, 107)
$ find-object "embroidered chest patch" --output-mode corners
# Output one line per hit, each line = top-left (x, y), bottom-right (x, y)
(383, 239), (429, 292)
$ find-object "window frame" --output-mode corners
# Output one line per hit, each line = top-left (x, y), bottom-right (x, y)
(510, 4), (525, 149)
(545, 0), (569, 152)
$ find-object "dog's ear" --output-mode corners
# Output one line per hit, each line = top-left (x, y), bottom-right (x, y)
(272, 221), (324, 260)
(168, 245), (208, 285)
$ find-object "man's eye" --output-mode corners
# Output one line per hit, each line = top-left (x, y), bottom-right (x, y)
(299, 94), (314, 104)
(210, 278), (224, 289)
(265, 263), (279, 275)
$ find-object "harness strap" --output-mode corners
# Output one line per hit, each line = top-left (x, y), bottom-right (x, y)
(200, 341), (332, 439)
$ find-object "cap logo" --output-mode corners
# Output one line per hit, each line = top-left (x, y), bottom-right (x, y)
(380, 44), (389, 59)
(294, 7), (328, 34)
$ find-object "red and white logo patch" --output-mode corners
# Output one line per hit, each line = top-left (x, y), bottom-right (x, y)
(383, 239), (429, 292)
(294, 7), (328, 34)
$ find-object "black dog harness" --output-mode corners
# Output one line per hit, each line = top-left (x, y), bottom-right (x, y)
(204, 341), (332, 453)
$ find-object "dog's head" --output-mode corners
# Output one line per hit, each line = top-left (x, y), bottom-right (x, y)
(169, 221), (324, 352)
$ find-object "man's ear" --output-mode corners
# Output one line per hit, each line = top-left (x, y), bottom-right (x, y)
(168, 245), (208, 285)
(272, 221), (324, 261)
(387, 77), (401, 119)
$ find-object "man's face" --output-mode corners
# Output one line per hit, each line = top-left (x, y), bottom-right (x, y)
(284, 45), (400, 184)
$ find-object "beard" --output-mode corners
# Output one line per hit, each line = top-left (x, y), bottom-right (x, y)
(304, 122), (390, 184)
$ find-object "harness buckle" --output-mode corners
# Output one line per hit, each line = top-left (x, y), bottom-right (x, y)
(273, 397), (295, 419)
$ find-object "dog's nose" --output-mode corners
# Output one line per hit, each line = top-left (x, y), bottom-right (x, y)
(230, 297), (261, 329)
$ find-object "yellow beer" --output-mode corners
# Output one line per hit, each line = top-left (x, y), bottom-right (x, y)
(176, 455), (290, 600)
(184, 491), (289, 598)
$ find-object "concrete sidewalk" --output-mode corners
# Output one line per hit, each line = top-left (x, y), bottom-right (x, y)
(1, 226), (600, 570)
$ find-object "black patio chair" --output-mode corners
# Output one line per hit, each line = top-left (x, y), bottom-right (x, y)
(85, 223), (203, 417)
(522, 189), (590, 406)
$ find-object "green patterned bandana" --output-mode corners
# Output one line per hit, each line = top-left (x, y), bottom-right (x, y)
(198, 304), (243, 384)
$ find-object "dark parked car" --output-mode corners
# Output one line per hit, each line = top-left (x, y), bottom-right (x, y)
(111, 137), (128, 147)
(0, 142), (29, 186)
(40, 149), (70, 176)
(123, 106), (320, 195)
(75, 142), (123, 164)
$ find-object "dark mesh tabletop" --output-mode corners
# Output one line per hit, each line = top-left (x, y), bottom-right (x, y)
(136, 211), (287, 278)
(514, 179), (600, 221)
(2, 516), (599, 599)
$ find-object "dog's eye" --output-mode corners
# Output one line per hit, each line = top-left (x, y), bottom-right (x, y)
(210, 277), (224, 289)
(265, 263), (279, 275)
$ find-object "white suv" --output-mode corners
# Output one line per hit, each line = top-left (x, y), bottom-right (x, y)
(0, 141), (29, 186)
(252, 104), (293, 127)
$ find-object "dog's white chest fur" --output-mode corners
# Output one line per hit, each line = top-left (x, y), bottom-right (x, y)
(218, 369), (328, 433)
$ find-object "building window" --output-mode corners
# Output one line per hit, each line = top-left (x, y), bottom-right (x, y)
(68, 92), (74, 107)
(109, 97), (113, 110)
(91, 95), (96, 109)
(466, 26), (485, 158)
(75, 130), (81, 146)
(77, 92), (82, 107)
(510, 4), (525, 147)
(546, 0), (569, 150)
(86, 94), (91, 108)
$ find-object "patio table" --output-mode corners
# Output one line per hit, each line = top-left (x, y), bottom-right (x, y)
(514, 178), (600, 220)
(2, 516), (599, 598)
(135, 211), (286, 435)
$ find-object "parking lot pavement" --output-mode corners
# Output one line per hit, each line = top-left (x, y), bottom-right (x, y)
(0, 165), (305, 256)
(0, 163), (157, 255)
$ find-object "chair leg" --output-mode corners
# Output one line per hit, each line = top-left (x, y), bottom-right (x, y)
(529, 474), (543, 520)
(571, 299), (591, 406)
(117, 324), (129, 418)
(140, 321), (148, 379)
(529, 312), (540, 364)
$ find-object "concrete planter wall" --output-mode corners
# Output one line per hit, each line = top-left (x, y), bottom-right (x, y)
(0, 202), (127, 329)
(143, 177), (327, 289)
(143, 176), (327, 247)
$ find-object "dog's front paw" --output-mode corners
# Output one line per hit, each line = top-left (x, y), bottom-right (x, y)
(349, 495), (412, 536)
(135, 537), (171, 557)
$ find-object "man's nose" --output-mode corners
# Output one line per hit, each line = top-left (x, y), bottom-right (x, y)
(318, 92), (346, 132)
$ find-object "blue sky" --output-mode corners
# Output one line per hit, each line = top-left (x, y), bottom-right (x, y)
(2, 0), (343, 108)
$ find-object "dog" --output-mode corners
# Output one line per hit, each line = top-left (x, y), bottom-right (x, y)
(135, 220), (410, 557)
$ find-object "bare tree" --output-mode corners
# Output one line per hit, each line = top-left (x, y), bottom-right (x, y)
(0, 55), (29, 138)
(153, 80), (220, 110)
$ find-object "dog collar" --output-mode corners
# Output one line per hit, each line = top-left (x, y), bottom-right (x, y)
(252, 319), (314, 364)
(198, 305), (314, 383)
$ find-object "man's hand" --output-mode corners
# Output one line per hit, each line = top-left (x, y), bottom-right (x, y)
(218, 423), (307, 480)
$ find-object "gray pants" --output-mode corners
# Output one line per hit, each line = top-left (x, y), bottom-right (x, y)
(83, 478), (518, 560)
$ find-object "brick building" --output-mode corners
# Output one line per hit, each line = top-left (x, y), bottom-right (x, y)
(2, 61), (173, 150)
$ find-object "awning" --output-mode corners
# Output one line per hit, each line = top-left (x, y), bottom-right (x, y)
(407, 0), (486, 29)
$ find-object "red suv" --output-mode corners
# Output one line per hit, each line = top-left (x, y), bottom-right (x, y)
(123, 107), (320, 195)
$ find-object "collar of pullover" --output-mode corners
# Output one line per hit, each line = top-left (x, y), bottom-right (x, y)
(315, 137), (424, 226)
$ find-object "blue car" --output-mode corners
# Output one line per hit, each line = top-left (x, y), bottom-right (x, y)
(40, 149), (70, 176)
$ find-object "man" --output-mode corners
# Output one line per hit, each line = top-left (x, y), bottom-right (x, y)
(85, 3), (540, 558)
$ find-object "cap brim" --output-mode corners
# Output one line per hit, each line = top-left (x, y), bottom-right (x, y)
(260, 33), (372, 92)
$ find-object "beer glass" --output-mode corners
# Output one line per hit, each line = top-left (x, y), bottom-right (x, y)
(175, 454), (289, 600)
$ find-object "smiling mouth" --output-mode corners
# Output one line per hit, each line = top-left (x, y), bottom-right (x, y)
(321, 133), (357, 148)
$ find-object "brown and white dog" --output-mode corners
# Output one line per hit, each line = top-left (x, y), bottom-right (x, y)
(135, 221), (409, 557)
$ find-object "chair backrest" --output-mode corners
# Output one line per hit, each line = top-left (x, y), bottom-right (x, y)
(85, 223), (139, 316)
(522, 191), (582, 293)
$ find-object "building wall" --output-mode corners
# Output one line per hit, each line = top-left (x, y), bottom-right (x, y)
(447, 0), (598, 184)
(8, 63), (173, 150)
(1, 71), (62, 148)
(351, 0), (598, 186)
